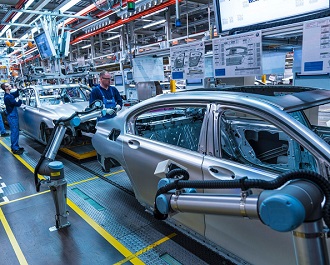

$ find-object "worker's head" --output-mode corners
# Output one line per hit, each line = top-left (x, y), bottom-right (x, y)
(1, 83), (11, 91)
(99, 70), (111, 89)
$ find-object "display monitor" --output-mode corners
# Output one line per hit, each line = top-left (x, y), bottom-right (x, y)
(126, 72), (133, 80)
(186, 78), (203, 85)
(34, 30), (57, 60)
(214, 0), (330, 32)
(114, 75), (123, 85)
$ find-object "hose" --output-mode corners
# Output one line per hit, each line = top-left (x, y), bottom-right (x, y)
(34, 123), (60, 192)
(153, 169), (330, 228)
(34, 99), (103, 191)
(166, 168), (190, 180)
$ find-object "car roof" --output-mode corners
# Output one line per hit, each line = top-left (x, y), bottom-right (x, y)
(161, 86), (330, 112)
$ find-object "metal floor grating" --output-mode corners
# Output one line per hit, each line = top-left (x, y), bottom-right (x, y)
(3, 134), (240, 265)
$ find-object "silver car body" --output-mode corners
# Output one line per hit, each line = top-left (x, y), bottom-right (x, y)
(18, 84), (95, 144)
(92, 86), (330, 265)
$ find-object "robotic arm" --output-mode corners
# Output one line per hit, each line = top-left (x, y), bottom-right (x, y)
(154, 160), (330, 265)
(33, 100), (106, 230)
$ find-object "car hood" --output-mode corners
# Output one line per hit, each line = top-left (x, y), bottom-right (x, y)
(42, 102), (89, 118)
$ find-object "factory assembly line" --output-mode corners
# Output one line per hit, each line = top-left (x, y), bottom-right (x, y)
(2, 86), (330, 264)
(0, 105), (235, 265)
(1, 0), (330, 264)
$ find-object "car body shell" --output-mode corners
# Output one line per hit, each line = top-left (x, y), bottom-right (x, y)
(17, 84), (95, 144)
(92, 86), (330, 265)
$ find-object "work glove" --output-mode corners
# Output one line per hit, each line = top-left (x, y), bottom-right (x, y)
(106, 108), (115, 116)
(115, 104), (121, 112)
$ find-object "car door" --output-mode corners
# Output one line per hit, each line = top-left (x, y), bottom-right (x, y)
(17, 88), (32, 132)
(201, 105), (319, 265)
(18, 88), (43, 139)
(122, 104), (207, 235)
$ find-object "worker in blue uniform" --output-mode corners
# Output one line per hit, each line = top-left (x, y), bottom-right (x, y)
(89, 70), (123, 121)
(1, 83), (24, 155)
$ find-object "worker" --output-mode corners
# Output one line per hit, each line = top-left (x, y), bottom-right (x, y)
(1, 83), (24, 155)
(89, 71), (123, 121)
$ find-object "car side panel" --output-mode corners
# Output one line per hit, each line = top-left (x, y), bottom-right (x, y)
(18, 105), (53, 142)
(122, 134), (206, 235)
(202, 156), (295, 265)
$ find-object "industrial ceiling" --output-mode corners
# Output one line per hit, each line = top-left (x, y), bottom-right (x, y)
(0, 0), (215, 63)
(0, 0), (324, 73)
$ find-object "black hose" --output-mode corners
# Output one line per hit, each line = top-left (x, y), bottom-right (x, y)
(166, 168), (190, 180)
(89, 99), (103, 109)
(153, 168), (191, 220)
(34, 123), (60, 192)
(34, 100), (102, 191)
(154, 169), (330, 228)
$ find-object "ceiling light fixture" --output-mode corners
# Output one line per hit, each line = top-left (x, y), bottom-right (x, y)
(81, 44), (91, 49)
(107, 25), (123, 33)
(142, 19), (166, 29)
(106, 34), (120, 41)
(73, 40), (84, 45)
(0, 0), (36, 37)
(141, 7), (168, 19)
(60, 0), (82, 13)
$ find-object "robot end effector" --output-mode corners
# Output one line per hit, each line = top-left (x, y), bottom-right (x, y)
(153, 160), (327, 233)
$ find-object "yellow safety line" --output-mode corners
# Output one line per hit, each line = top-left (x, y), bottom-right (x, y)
(1, 140), (177, 264)
(0, 139), (45, 180)
(113, 233), (177, 265)
(67, 198), (145, 265)
(104, 169), (125, 177)
(0, 190), (50, 206)
(67, 169), (125, 187)
(0, 140), (146, 264)
(0, 171), (125, 206)
(0, 208), (28, 265)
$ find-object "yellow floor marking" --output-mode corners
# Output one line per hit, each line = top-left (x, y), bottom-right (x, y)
(0, 139), (45, 180)
(68, 169), (125, 186)
(0, 208), (28, 265)
(113, 233), (177, 265)
(0, 190), (50, 206)
(67, 198), (145, 265)
(104, 169), (125, 177)
(0, 139), (147, 264)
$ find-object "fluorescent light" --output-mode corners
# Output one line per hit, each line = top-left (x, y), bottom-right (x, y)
(24, 0), (35, 8)
(106, 34), (120, 41)
(60, 0), (81, 13)
(81, 44), (91, 49)
(143, 19), (166, 29)
(141, 8), (168, 19)
(73, 40), (84, 45)
(0, 0), (35, 37)
(0, 25), (10, 38)
(107, 25), (123, 33)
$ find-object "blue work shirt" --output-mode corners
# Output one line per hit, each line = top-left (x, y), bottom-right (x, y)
(4, 90), (22, 115)
(89, 85), (123, 109)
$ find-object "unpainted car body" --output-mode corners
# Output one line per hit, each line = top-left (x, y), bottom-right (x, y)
(18, 84), (96, 145)
(92, 86), (330, 265)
